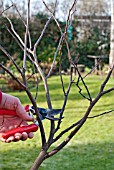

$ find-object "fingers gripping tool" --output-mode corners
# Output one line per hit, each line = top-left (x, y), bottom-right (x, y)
(0, 105), (61, 140)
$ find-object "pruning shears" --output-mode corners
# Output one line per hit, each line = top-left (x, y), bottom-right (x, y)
(0, 105), (61, 140)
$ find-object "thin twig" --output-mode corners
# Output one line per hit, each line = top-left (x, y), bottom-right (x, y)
(76, 76), (91, 101)
(0, 64), (25, 88)
(3, 14), (32, 55)
(46, 34), (64, 78)
(82, 59), (102, 79)
(0, 44), (22, 74)
(73, 63), (92, 102)
(0, 5), (13, 15)
(54, 119), (82, 143)
(102, 87), (114, 95)
(23, 0), (30, 75)
(59, 56), (66, 95)
(10, 0), (32, 49)
(55, 80), (73, 132)
(33, 16), (52, 56)
(64, 0), (77, 35)
(100, 64), (114, 93)
(88, 110), (114, 118)
(10, 0), (26, 25)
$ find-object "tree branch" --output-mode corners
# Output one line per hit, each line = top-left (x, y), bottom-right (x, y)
(3, 14), (32, 55)
(88, 109), (114, 118)
(73, 63), (92, 102)
(0, 44), (22, 74)
(0, 4), (13, 15)
(22, 0), (30, 83)
(0, 64), (25, 88)
(100, 64), (114, 93)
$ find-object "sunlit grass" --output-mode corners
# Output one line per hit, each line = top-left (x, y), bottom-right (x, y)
(0, 75), (114, 170)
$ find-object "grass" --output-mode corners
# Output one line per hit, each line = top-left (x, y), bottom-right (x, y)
(0, 75), (114, 170)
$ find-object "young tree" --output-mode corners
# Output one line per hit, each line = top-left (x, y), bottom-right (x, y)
(0, 0), (114, 170)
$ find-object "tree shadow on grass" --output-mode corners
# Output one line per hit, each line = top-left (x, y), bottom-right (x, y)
(0, 142), (114, 170)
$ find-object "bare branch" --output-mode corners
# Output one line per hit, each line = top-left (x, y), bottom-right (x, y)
(88, 109), (114, 118)
(55, 80), (73, 132)
(4, 15), (24, 47)
(3, 14), (33, 55)
(100, 64), (114, 93)
(10, 0), (25, 24)
(0, 64), (25, 88)
(76, 76), (91, 101)
(10, 0), (32, 49)
(33, 17), (52, 56)
(54, 119), (82, 144)
(82, 59), (103, 79)
(0, 44), (22, 74)
(23, 0), (30, 75)
(59, 61), (66, 95)
(42, 0), (60, 146)
(46, 34), (64, 78)
(102, 87), (114, 94)
(26, 90), (47, 146)
(0, 5), (13, 15)
(0, 14), (30, 56)
(64, 0), (78, 35)
(73, 63), (92, 102)
(33, 0), (58, 59)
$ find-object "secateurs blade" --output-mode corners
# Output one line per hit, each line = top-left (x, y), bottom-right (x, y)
(26, 105), (62, 121)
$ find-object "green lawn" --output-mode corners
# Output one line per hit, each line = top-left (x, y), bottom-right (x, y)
(0, 75), (114, 170)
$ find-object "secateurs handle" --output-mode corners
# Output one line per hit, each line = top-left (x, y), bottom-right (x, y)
(0, 109), (17, 115)
(0, 108), (38, 140)
(0, 104), (29, 115)
(2, 124), (38, 140)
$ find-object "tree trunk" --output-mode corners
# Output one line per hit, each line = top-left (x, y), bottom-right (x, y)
(30, 150), (46, 170)
(109, 0), (114, 66)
